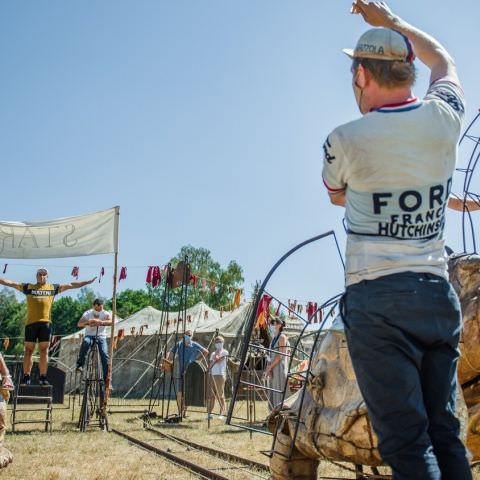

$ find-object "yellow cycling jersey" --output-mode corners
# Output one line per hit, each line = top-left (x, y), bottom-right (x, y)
(21, 283), (60, 325)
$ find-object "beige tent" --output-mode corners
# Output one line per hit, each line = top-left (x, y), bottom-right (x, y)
(58, 301), (252, 397)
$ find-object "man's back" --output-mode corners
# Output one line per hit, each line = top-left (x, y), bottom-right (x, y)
(324, 80), (465, 285)
(319, 3), (472, 478)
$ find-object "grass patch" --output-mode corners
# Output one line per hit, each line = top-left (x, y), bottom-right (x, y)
(2, 399), (478, 479)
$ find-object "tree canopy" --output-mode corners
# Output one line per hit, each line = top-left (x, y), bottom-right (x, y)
(149, 245), (244, 311)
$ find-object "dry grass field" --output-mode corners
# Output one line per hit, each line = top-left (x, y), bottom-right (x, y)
(2, 399), (479, 479)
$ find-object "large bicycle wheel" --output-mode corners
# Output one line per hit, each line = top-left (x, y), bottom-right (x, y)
(79, 343), (100, 431)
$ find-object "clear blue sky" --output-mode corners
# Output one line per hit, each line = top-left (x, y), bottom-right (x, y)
(0, 1), (478, 307)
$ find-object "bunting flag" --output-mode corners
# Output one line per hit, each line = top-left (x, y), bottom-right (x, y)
(2, 264), (7, 274)
(190, 275), (198, 288)
(233, 289), (241, 309)
(119, 266), (127, 281)
(288, 299), (297, 318)
(2, 337), (9, 350)
(210, 281), (216, 293)
(255, 294), (272, 329)
(146, 266), (161, 288)
(71, 266), (79, 279)
(99, 267), (105, 283)
(306, 302), (318, 323)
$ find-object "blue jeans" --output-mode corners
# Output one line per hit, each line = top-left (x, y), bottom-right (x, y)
(343, 272), (471, 480)
(77, 336), (109, 380)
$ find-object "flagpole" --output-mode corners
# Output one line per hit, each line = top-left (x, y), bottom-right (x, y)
(104, 207), (120, 416)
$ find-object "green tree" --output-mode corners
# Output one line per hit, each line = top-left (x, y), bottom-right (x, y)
(107, 289), (152, 319)
(0, 288), (27, 355)
(150, 245), (244, 310)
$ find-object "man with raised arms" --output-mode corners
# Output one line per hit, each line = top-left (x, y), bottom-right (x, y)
(323, 2), (472, 478)
(0, 268), (96, 386)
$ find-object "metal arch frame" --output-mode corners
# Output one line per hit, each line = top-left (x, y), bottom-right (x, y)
(457, 110), (480, 253)
(226, 230), (344, 425)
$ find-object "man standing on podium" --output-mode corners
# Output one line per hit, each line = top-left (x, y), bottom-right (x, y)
(0, 268), (96, 386)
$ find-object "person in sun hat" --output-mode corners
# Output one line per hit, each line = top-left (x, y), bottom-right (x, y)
(0, 268), (96, 386)
(323, 2), (471, 478)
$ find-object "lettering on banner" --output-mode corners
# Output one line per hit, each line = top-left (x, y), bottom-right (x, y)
(0, 224), (80, 253)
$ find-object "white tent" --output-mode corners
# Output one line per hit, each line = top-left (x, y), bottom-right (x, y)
(195, 302), (252, 337)
(58, 301), (252, 397)
(61, 301), (228, 340)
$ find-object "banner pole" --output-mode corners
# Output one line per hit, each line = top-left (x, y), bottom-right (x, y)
(104, 207), (120, 415)
(103, 251), (118, 416)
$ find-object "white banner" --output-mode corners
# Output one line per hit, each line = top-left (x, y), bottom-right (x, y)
(0, 207), (119, 259)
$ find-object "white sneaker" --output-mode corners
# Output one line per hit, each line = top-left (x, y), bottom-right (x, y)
(218, 415), (225, 421)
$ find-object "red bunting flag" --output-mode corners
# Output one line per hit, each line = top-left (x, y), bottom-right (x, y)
(119, 267), (127, 281)
(146, 266), (161, 288)
(306, 302), (318, 323)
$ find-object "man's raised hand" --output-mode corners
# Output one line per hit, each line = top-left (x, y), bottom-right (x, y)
(351, 1), (397, 29)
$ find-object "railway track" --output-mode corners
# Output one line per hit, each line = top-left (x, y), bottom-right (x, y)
(111, 427), (269, 480)
(112, 426), (393, 480)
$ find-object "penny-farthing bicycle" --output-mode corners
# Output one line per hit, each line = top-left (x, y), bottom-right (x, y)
(78, 330), (108, 432)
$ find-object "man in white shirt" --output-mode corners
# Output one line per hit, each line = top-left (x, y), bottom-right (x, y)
(75, 299), (112, 380)
(323, 2), (471, 479)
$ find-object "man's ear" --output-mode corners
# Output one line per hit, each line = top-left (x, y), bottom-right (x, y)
(355, 64), (368, 89)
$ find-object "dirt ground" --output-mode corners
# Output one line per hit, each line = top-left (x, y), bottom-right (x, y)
(1, 398), (479, 479)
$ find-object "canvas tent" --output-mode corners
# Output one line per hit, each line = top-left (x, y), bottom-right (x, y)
(58, 301), (252, 397)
